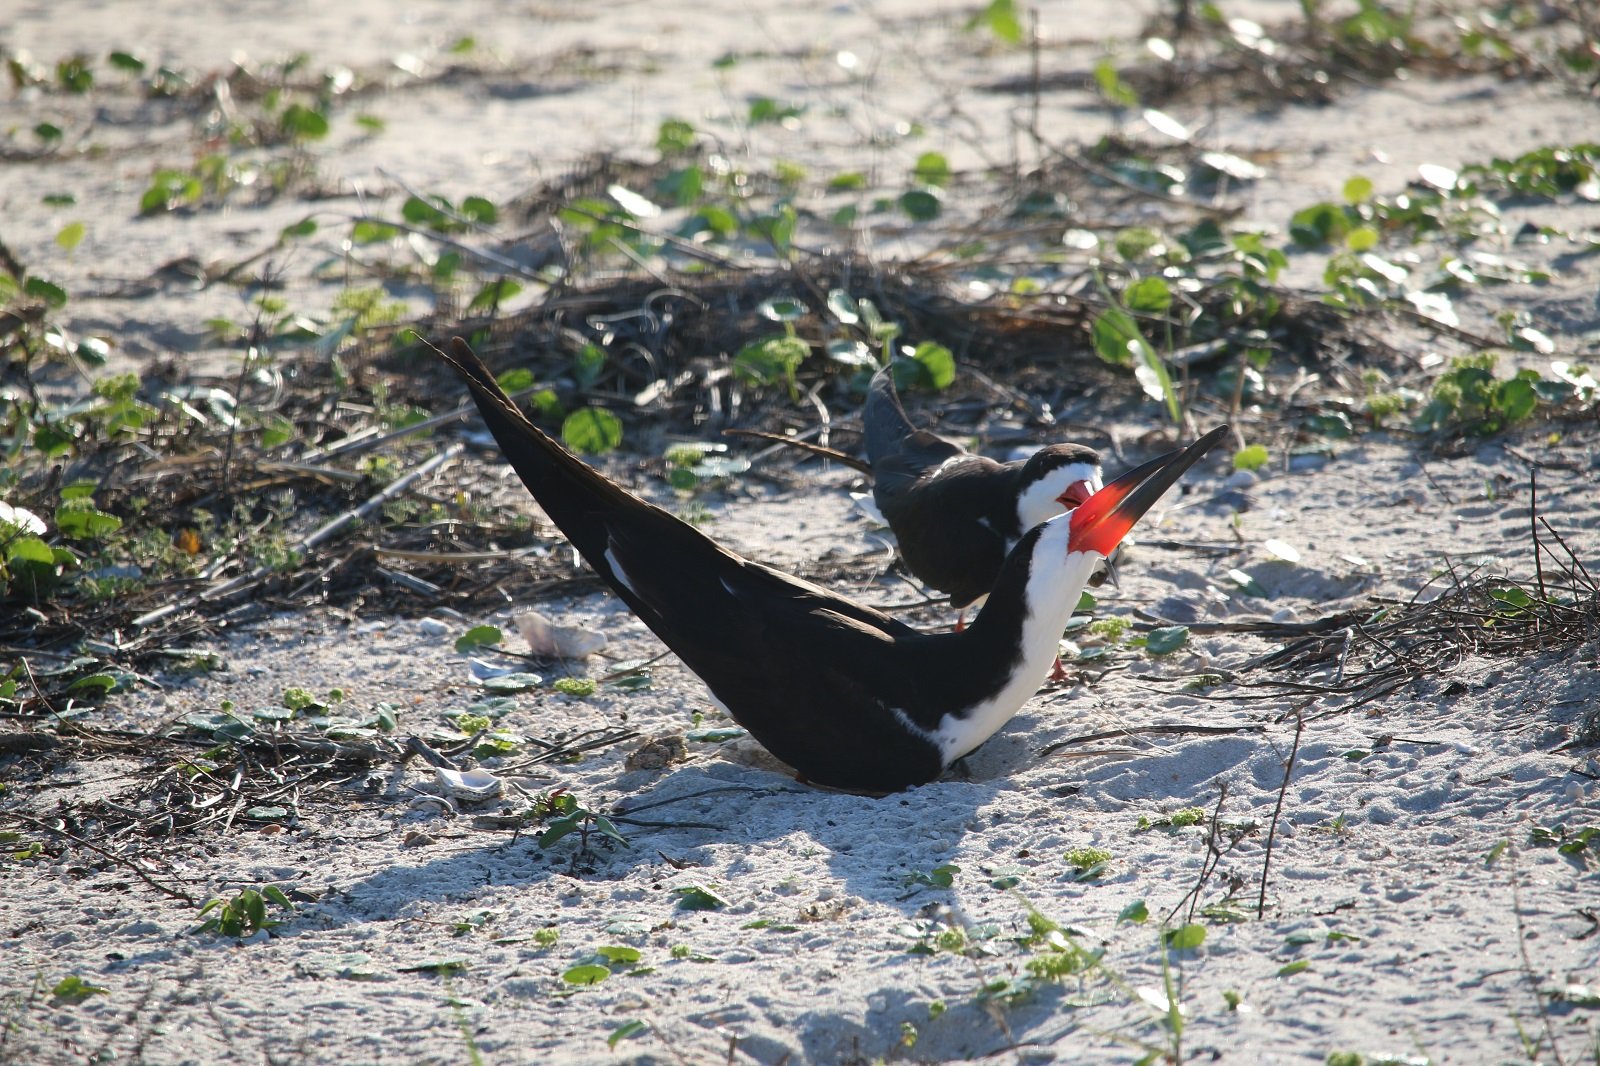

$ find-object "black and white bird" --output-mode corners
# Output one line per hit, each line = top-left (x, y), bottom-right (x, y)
(861, 364), (1106, 617)
(439, 338), (1226, 793)
(732, 365), (1107, 620)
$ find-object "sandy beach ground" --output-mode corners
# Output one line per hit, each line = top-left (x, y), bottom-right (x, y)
(3, 1), (1599, 1063)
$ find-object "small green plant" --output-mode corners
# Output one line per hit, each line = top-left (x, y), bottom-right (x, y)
(454, 625), (504, 652)
(1233, 444), (1269, 472)
(562, 944), (644, 987)
(553, 677), (597, 698)
(1137, 807), (1206, 831)
(1086, 617), (1131, 644)
(1064, 846), (1113, 880)
(663, 443), (750, 494)
(50, 975), (109, 1003)
(194, 886), (294, 938)
(532, 790), (628, 853)
(673, 885), (729, 911)
(1530, 823), (1599, 867)
(906, 864), (960, 888)
(1412, 353), (1541, 435)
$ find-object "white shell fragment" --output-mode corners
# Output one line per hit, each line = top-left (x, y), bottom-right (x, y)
(1262, 538), (1302, 563)
(433, 767), (503, 803)
(514, 610), (607, 659)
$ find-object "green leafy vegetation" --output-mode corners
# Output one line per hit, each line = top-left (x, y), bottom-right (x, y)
(194, 886), (294, 938)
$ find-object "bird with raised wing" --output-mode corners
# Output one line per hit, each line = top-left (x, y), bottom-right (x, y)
(732, 364), (1107, 619)
(438, 338), (1226, 793)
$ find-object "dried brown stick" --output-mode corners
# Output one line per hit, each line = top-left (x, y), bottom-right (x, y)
(722, 428), (872, 473)
(1257, 707), (1306, 920)
(8, 812), (197, 904)
(1038, 722), (1264, 757)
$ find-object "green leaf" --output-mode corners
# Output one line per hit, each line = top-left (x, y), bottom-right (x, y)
(1092, 58), (1139, 107)
(402, 195), (454, 229)
(1164, 924), (1206, 949)
(497, 367), (534, 392)
(1303, 412), (1354, 438)
(825, 339), (875, 368)
(553, 677), (598, 697)
(562, 963), (611, 986)
(1131, 341), (1180, 425)
(898, 188), (943, 222)
(657, 118), (696, 155)
(55, 221), (87, 252)
(6, 536), (57, 567)
(56, 57), (94, 93)
(1125, 276), (1172, 313)
(398, 958), (469, 975)
(1091, 307), (1141, 367)
(461, 196), (498, 224)
(757, 297), (807, 322)
(55, 500), (122, 540)
(1493, 377), (1538, 422)
(350, 220), (398, 245)
(1075, 590), (1096, 613)
(280, 217), (318, 240)
(673, 885), (729, 911)
(910, 341), (956, 390)
(733, 335), (810, 390)
(467, 278), (523, 312)
(108, 51), (146, 73)
(560, 409), (623, 454)
(1227, 568), (1268, 598)
(573, 343), (607, 389)
(911, 152), (952, 188)
(23, 277), (69, 309)
(1232, 444), (1269, 472)
(66, 673), (119, 695)
(748, 97), (804, 125)
(608, 1020), (649, 1048)
(596, 945), (641, 964)
(1342, 176), (1374, 204)
(454, 625), (504, 652)
(1277, 959), (1310, 976)
(478, 672), (543, 693)
(51, 976), (109, 1002)
(281, 103), (330, 140)
(1346, 225), (1379, 252)
(825, 289), (860, 323)
(1144, 626), (1189, 655)
(1289, 202), (1353, 248)
(966, 0), (1024, 44)
(1118, 900), (1149, 924)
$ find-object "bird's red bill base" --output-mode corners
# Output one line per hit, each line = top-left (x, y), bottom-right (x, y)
(1067, 426), (1229, 558)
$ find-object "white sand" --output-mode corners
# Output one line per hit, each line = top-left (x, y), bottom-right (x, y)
(4, 1), (1600, 1063)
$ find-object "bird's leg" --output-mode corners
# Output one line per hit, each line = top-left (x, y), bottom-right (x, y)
(1049, 656), (1073, 682)
(955, 609), (967, 633)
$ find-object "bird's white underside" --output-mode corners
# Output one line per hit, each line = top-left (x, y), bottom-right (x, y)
(906, 516), (1104, 764)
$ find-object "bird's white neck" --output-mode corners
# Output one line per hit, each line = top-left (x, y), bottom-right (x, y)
(926, 516), (1102, 763)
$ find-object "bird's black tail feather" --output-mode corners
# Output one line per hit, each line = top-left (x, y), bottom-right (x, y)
(436, 337), (662, 562)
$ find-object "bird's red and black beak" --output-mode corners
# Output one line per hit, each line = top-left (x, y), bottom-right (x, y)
(1068, 426), (1229, 558)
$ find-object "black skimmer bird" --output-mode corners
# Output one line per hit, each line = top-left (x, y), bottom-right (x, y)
(438, 338), (1226, 792)
(731, 364), (1107, 618)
